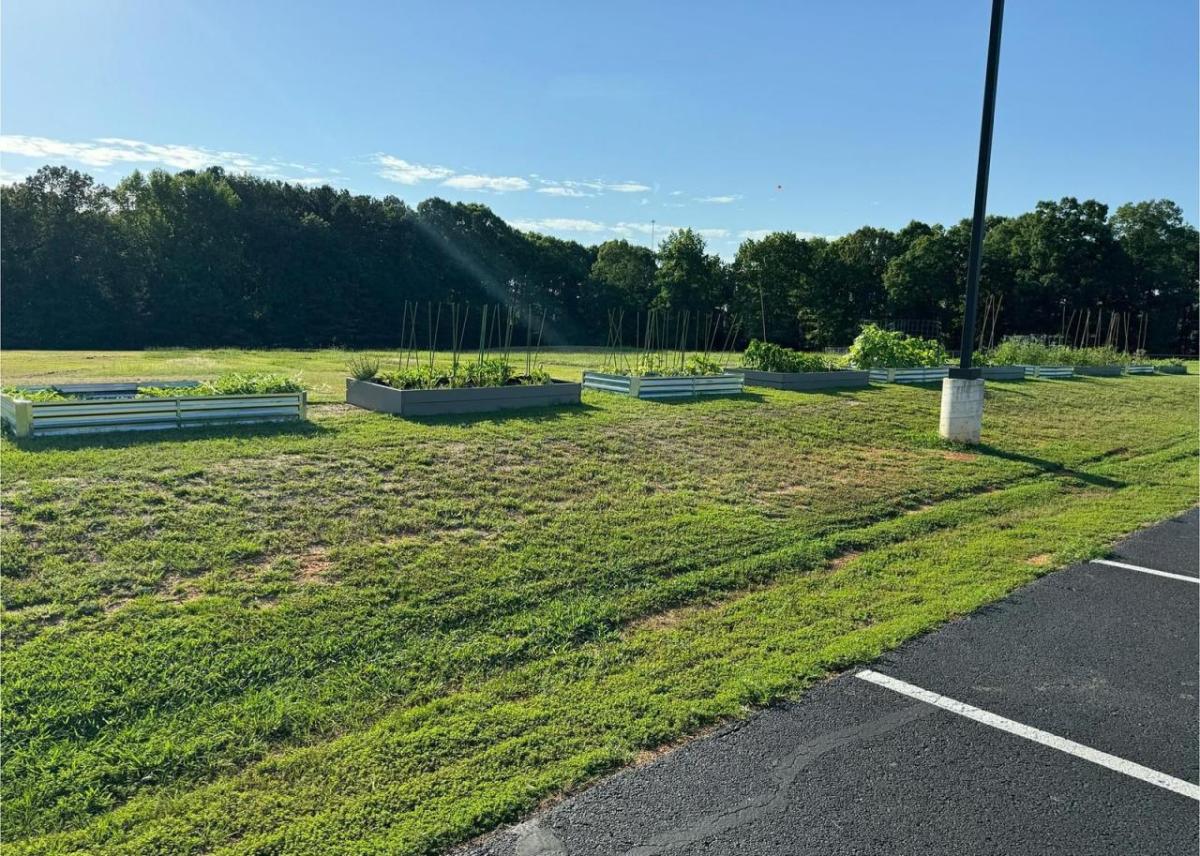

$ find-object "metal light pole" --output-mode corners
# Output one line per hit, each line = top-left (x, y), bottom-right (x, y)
(952, 0), (1005, 377)
(940, 0), (1004, 442)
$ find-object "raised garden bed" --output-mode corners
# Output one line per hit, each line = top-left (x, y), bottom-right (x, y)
(1155, 364), (1187, 375)
(346, 377), (580, 416)
(582, 371), (744, 399)
(728, 368), (869, 391)
(866, 367), (949, 384)
(1, 384), (306, 438)
(1073, 365), (1123, 377)
(1022, 365), (1075, 379)
(979, 366), (1026, 381)
(1125, 365), (1155, 375)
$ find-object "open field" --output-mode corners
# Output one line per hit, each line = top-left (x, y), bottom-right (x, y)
(1, 352), (1196, 855)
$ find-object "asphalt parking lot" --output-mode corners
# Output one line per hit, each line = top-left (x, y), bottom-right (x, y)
(461, 509), (1199, 856)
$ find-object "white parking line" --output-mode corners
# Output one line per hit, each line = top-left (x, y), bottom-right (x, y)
(856, 669), (1200, 802)
(1091, 558), (1199, 584)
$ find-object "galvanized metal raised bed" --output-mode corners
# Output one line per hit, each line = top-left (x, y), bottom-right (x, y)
(726, 368), (869, 391)
(979, 366), (1026, 381)
(1022, 365), (1075, 379)
(346, 377), (581, 417)
(1125, 365), (1155, 375)
(582, 371), (744, 399)
(866, 367), (949, 384)
(1155, 364), (1187, 375)
(1073, 365), (1123, 377)
(1, 389), (307, 438)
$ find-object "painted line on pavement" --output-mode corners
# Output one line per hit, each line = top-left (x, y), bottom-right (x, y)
(1091, 558), (1199, 584)
(856, 669), (1200, 802)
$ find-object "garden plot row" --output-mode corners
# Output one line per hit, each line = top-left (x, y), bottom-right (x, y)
(1, 391), (307, 438)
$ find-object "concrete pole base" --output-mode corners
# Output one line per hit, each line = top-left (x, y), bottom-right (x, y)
(939, 377), (985, 444)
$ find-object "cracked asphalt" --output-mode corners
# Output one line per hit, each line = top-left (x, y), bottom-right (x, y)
(457, 509), (1199, 855)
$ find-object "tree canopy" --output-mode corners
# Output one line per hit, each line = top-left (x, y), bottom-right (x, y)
(2, 166), (1196, 353)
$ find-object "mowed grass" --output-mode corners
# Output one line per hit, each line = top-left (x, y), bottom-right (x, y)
(1, 352), (1196, 855)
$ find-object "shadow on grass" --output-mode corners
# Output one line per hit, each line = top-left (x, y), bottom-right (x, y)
(975, 443), (1125, 489)
(627, 390), (769, 406)
(395, 400), (605, 427)
(7, 419), (328, 451)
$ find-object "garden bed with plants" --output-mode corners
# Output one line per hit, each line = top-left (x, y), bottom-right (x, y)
(345, 302), (581, 417)
(726, 340), (869, 390)
(583, 308), (745, 399)
(1151, 361), (1187, 375)
(848, 324), (952, 384)
(979, 338), (1146, 379)
(0, 374), (307, 438)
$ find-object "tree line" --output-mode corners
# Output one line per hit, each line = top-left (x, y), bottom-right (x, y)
(2, 165), (1196, 353)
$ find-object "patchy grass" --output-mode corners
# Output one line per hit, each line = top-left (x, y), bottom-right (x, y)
(1, 357), (1195, 855)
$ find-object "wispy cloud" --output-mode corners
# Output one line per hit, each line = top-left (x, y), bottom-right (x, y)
(696, 194), (740, 204)
(509, 217), (608, 233)
(0, 134), (325, 183)
(376, 156), (645, 196)
(374, 155), (454, 184)
(737, 228), (841, 241)
(600, 181), (651, 193)
(442, 173), (530, 192)
(535, 184), (592, 198)
(614, 221), (730, 240)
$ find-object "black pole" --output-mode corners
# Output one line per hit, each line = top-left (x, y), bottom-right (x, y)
(954, 0), (1005, 377)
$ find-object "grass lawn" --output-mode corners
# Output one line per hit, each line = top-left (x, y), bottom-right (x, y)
(1, 350), (1196, 855)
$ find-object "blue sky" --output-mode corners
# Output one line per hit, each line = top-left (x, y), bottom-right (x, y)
(2, 0), (1196, 257)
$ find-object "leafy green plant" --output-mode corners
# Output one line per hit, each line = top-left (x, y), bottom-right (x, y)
(138, 374), (304, 397)
(684, 354), (725, 376)
(848, 325), (949, 369)
(347, 355), (381, 381)
(376, 358), (548, 390)
(743, 340), (838, 373)
(0, 387), (68, 402)
(981, 337), (1131, 367)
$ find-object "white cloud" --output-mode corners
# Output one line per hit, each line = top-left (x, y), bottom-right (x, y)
(536, 185), (590, 197)
(442, 173), (530, 192)
(604, 181), (652, 193)
(374, 154), (454, 184)
(0, 134), (321, 181)
(0, 166), (33, 184)
(612, 221), (729, 240)
(737, 228), (841, 241)
(669, 190), (684, 196)
(510, 217), (608, 233)
(696, 195), (740, 204)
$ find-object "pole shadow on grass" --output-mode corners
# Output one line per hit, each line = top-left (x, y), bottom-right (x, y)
(974, 443), (1125, 489)
(390, 400), (604, 427)
(5, 419), (328, 452)
(633, 390), (769, 406)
